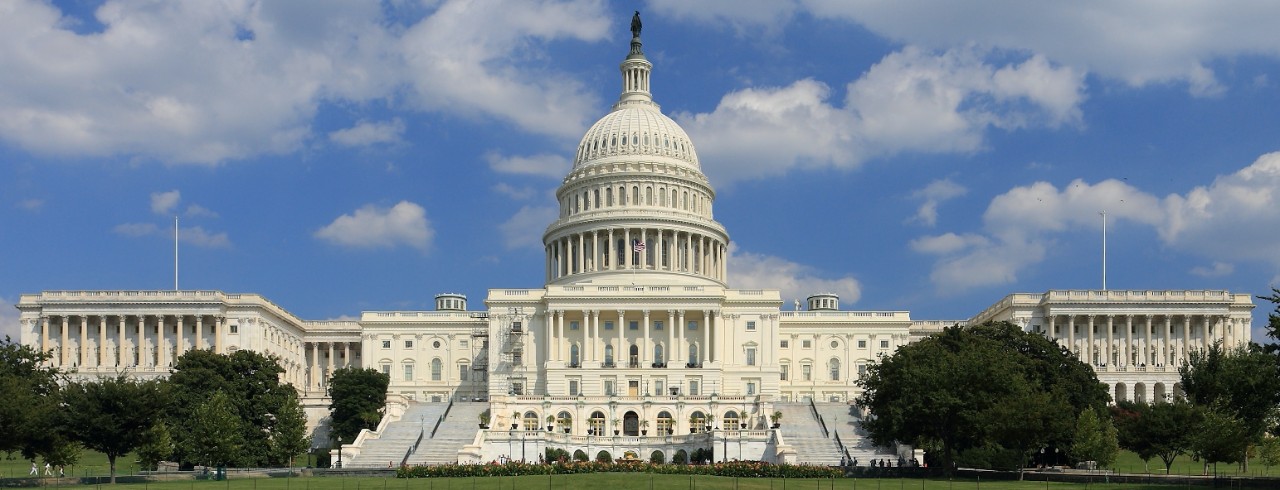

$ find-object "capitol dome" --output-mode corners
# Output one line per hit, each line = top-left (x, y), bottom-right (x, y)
(541, 25), (729, 287)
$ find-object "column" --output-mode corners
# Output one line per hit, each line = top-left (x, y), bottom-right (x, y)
(137, 315), (147, 367)
(1047, 316), (1056, 344)
(616, 309), (625, 367)
(676, 310), (685, 364)
(642, 310), (651, 365)
(1163, 316), (1172, 366)
(624, 229), (632, 269)
(577, 233), (585, 274)
(1086, 315), (1095, 365)
(1180, 315), (1190, 363)
(215, 316), (225, 354)
(344, 342), (352, 368)
(327, 342), (335, 387)
(666, 310), (674, 364)
(1143, 315), (1152, 365)
(311, 342), (320, 392)
(196, 316), (204, 351)
(98, 316), (107, 367)
(589, 310), (599, 362)
(702, 310), (711, 364)
(157, 316), (167, 368)
(1106, 315), (1114, 366)
(39, 316), (48, 357)
(1212, 316), (1223, 351)
(607, 229), (615, 270)
(117, 315), (126, 367)
(79, 316), (88, 367)
(1124, 315), (1132, 367)
(591, 231), (599, 272)
(59, 316), (69, 366)
(1067, 316), (1077, 360)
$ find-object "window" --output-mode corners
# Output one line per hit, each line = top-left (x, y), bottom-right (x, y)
(654, 321), (663, 330)
(688, 321), (698, 331)
(460, 340), (468, 348)
(590, 411), (606, 435)
(780, 340), (788, 348)
(605, 344), (615, 366)
(830, 340), (839, 349)
(724, 411), (739, 428)
(404, 340), (413, 349)
(781, 364), (789, 381)
(802, 340), (811, 348)
(629, 321), (638, 331)
(654, 344), (664, 364)
(569, 380), (580, 396)
(745, 347), (756, 366)
(829, 358), (841, 381)
(604, 380), (615, 396)
(689, 380), (700, 396)
(513, 346), (523, 365)
(802, 364), (812, 381)
(880, 340), (890, 349)
(511, 382), (524, 396)
(858, 364), (867, 376)
(431, 358), (442, 381)
(382, 340), (391, 349)
(230, 324), (239, 334)
(657, 411), (672, 434)
(746, 321), (756, 331)
(857, 340), (866, 348)
(604, 321), (614, 331)
(460, 364), (469, 381)
(688, 344), (699, 366)
(655, 380), (664, 396)
(402, 363), (413, 381)
(746, 382), (756, 395)
(570, 321), (579, 330)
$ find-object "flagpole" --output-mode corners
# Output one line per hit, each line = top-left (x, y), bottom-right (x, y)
(1099, 211), (1106, 291)
(174, 215), (179, 291)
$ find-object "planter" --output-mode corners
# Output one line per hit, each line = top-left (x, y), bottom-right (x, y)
(614, 430), (620, 436)
(740, 423), (747, 429)
(479, 424), (488, 429)
(564, 428), (571, 434)
(641, 430), (647, 436)
(690, 428), (696, 433)
(547, 426), (554, 432)
(772, 423), (780, 429)
(511, 424), (519, 430)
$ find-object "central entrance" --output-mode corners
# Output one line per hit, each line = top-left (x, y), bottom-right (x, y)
(624, 411), (639, 436)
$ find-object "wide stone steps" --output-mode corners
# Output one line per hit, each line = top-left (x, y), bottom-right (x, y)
(345, 403), (447, 468)
(406, 402), (487, 466)
(774, 402), (897, 466)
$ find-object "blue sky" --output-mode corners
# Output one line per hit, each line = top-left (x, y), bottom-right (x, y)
(4, 0), (1280, 341)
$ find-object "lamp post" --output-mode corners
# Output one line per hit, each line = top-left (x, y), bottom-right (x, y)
(336, 435), (343, 469)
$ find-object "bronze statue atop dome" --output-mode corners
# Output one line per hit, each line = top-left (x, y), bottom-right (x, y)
(631, 11), (642, 39)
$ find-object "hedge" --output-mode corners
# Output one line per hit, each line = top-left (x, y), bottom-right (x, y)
(398, 460), (843, 479)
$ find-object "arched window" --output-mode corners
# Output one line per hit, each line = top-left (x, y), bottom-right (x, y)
(557, 411), (573, 432)
(593, 189), (600, 209)
(645, 186), (653, 205)
(605, 344), (615, 367)
(629, 344), (639, 368)
(619, 186), (627, 205)
(688, 344), (699, 367)
(657, 411), (672, 434)
(431, 358), (442, 381)
(829, 358), (840, 381)
(570, 344), (580, 367)
(724, 410), (739, 429)
(632, 186), (640, 204)
(606, 188), (614, 206)
(654, 343), (664, 365)
(523, 411), (539, 430)
(590, 411), (607, 435)
(689, 411), (706, 433)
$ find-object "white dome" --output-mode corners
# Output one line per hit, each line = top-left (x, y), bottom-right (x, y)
(573, 106), (700, 170)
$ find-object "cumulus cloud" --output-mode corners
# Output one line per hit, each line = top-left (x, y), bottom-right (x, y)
(499, 206), (557, 250)
(150, 190), (181, 215)
(678, 46), (1084, 184)
(184, 204), (219, 218)
(113, 222), (160, 237)
(910, 178), (967, 226)
(485, 152), (571, 178)
(493, 183), (539, 200)
(0, 0), (610, 164)
(329, 119), (405, 147)
(913, 152), (1280, 291)
(0, 296), (20, 341)
(16, 198), (43, 211)
(657, 1), (1280, 96)
(112, 222), (230, 248)
(315, 201), (433, 251)
(728, 245), (861, 305)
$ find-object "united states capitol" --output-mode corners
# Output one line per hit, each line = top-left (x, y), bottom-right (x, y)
(12, 20), (1255, 467)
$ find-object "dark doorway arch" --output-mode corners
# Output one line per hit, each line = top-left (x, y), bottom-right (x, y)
(624, 410), (640, 436)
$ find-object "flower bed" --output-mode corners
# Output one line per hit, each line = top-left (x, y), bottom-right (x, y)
(398, 460), (842, 479)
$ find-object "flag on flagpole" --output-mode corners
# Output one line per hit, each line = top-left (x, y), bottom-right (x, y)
(633, 239), (646, 253)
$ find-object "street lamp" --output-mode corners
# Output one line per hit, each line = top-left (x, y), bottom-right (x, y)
(336, 435), (343, 468)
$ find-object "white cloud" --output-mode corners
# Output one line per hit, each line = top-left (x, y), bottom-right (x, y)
(909, 178), (967, 226)
(486, 152), (571, 178)
(499, 206), (557, 250)
(315, 201), (433, 251)
(329, 119), (405, 147)
(1191, 262), (1234, 278)
(0, 296), (20, 342)
(0, 0), (610, 164)
(180, 226), (231, 248)
(728, 245), (861, 305)
(659, 1), (1280, 96)
(492, 183), (539, 200)
(184, 204), (219, 218)
(150, 190), (181, 215)
(113, 222), (160, 237)
(16, 198), (43, 211)
(678, 46), (1084, 184)
(913, 153), (1280, 291)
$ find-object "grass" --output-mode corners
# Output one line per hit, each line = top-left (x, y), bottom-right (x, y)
(1107, 449), (1280, 477)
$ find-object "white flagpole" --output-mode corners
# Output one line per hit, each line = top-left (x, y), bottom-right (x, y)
(174, 215), (179, 291)
(1100, 211), (1107, 291)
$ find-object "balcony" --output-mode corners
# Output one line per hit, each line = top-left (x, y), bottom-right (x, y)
(651, 362), (666, 368)
(686, 362), (703, 368)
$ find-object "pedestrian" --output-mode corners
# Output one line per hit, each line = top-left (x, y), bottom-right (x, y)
(29, 462), (37, 476)
(43, 463), (52, 476)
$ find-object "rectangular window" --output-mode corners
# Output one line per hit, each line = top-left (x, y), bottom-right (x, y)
(857, 340), (867, 348)
(381, 364), (390, 376)
(230, 324), (239, 334)
(858, 364), (867, 376)
(460, 340), (468, 348)
(880, 340), (889, 349)
(688, 321), (698, 331)
(781, 364), (789, 381)
(511, 382), (524, 396)
(570, 321), (580, 330)
(746, 382), (756, 395)
(569, 379), (580, 396)
(802, 340), (811, 348)
(382, 340), (391, 349)
(802, 364), (812, 381)
(404, 340), (414, 349)
(403, 364), (413, 381)
(689, 380), (700, 396)
(745, 347), (756, 366)
(629, 321), (639, 331)
(746, 321), (756, 331)
(780, 340), (788, 348)
(654, 321), (663, 331)
(460, 365), (469, 381)
(655, 380), (664, 395)
(604, 321), (614, 330)
(604, 380), (615, 396)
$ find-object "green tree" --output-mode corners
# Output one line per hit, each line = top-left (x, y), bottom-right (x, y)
(1258, 436), (1280, 475)
(266, 389), (311, 468)
(1112, 400), (1200, 474)
(857, 322), (1108, 474)
(180, 391), (242, 468)
(136, 422), (174, 471)
(1070, 408), (1119, 467)
(1180, 343), (1280, 470)
(61, 375), (168, 483)
(0, 337), (63, 461)
(328, 367), (389, 444)
(1191, 407), (1250, 475)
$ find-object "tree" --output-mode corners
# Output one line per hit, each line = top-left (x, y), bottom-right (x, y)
(0, 337), (63, 461)
(180, 391), (243, 468)
(328, 367), (389, 444)
(1258, 436), (1280, 475)
(1112, 400), (1200, 474)
(1258, 288), (1280, 350)
(1070, 409), (1119, 467)
(136, 422), (174, 471)
(1191, 407), (1250, 475)
(857, 322), (1108, 474)
(266, 389), (311, 469)
(1180, 343), (1280, 470)
(61, 375), (168, 483)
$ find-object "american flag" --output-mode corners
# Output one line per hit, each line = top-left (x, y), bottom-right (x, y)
(633, 239), (646, 253)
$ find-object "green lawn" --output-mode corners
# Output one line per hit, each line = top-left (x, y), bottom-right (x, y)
(1108, 449), (1280, 477)
(0, 450), (130, 479)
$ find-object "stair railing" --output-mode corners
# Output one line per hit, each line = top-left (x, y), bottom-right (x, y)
(809, 398), (829, 438)
(430, 398), (454, 439)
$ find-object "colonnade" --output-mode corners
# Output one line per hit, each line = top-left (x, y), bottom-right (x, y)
(545, 309), (715, 369)
(545, 227), (726, 282)
(304, 341), (359, 393)
(33, 313), (227, 369)
(1044, 313), (1244, 367)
